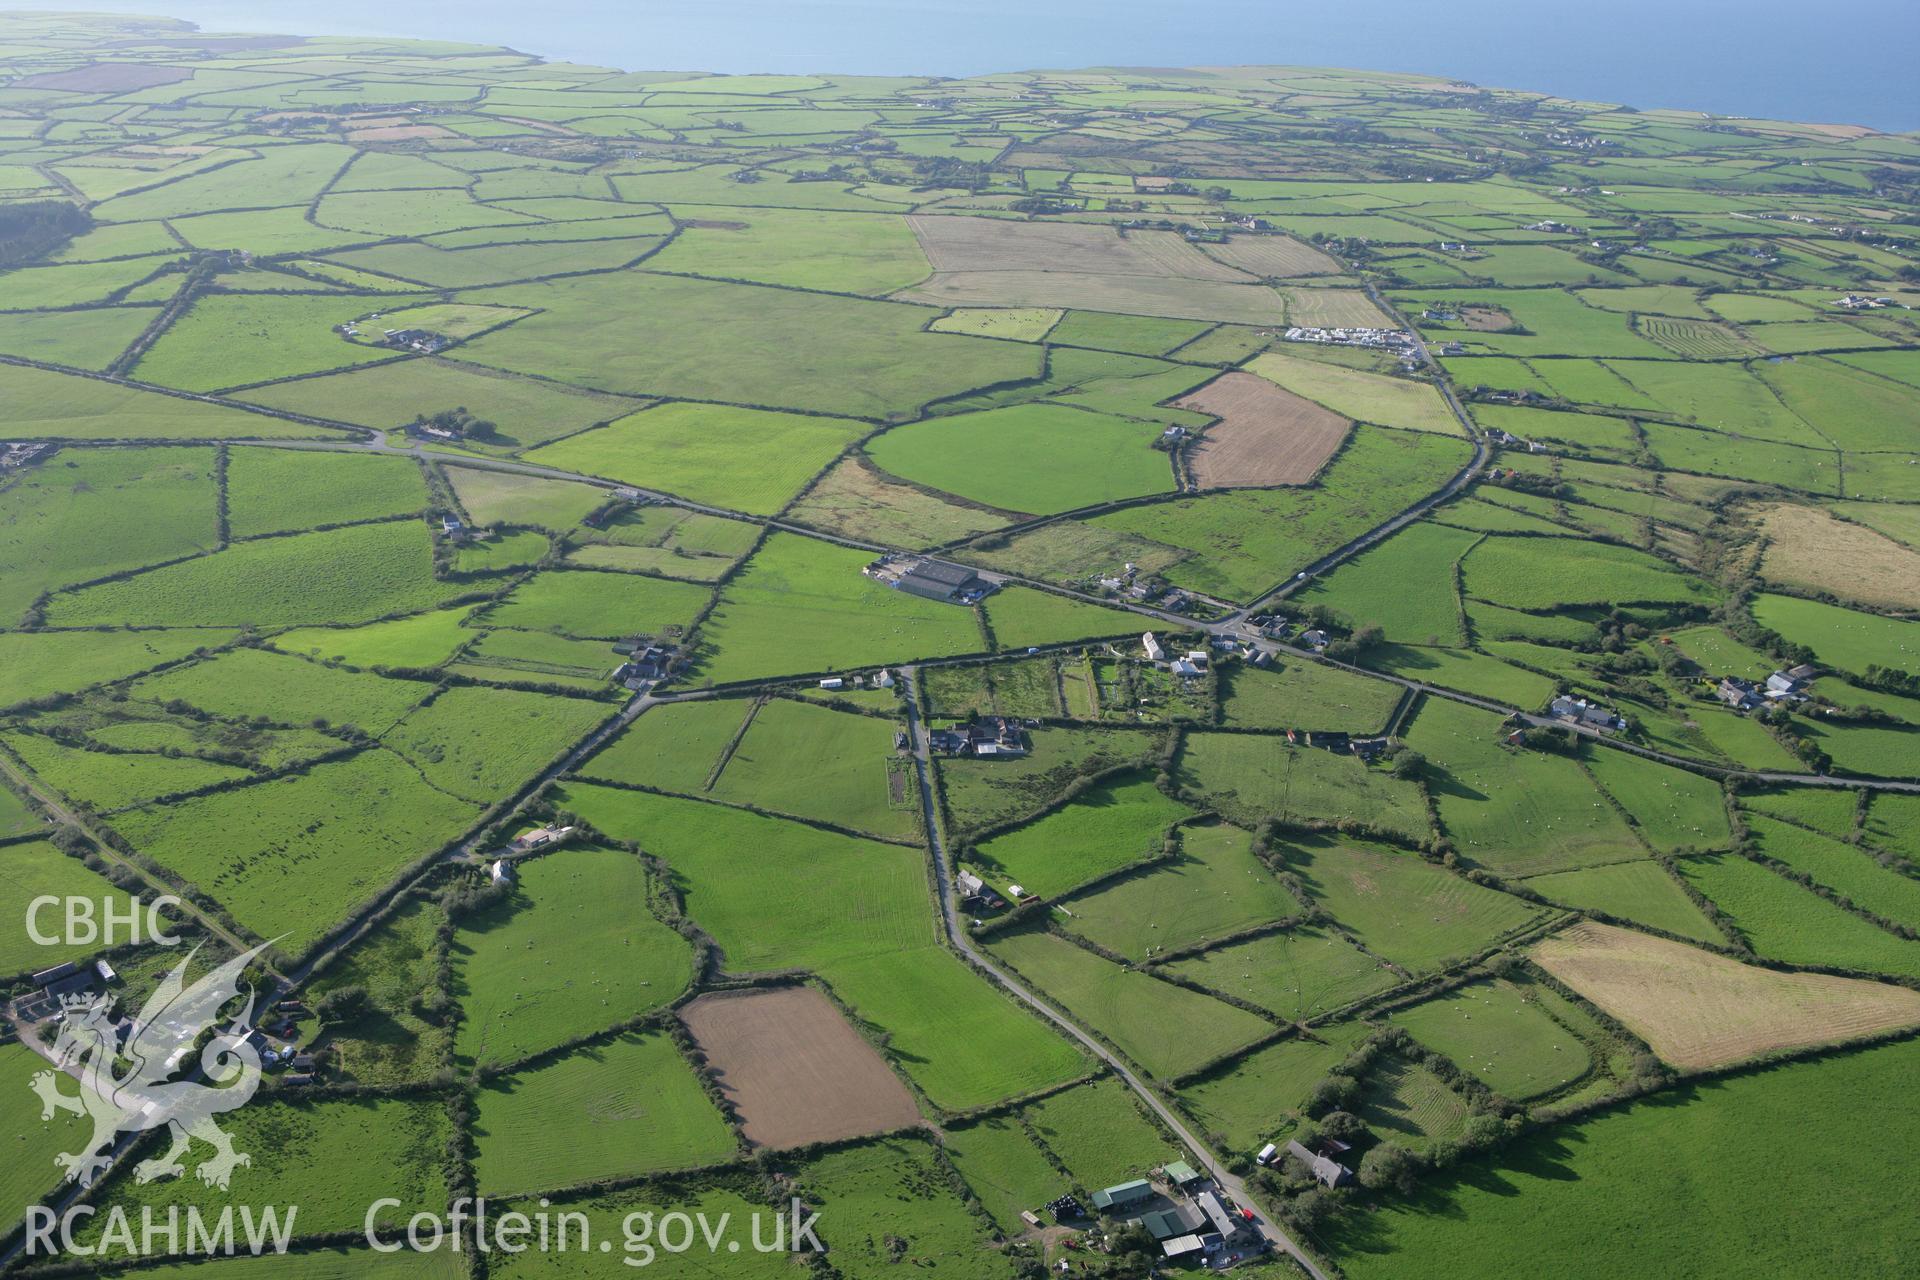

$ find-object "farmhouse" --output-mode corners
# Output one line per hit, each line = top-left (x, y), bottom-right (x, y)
(956, 869), (1006, 909)
(489, 859), (513, 886)
(1287, 1139), (1354, 1188)
(381, 327), (449, 354)
(0, 441), (52, 470)
(1549, 695), (1628, 733)
(1716, 676), (1764, 713)
(933, 715), (1031, 758)
(1195, 1189), (1252, 1241)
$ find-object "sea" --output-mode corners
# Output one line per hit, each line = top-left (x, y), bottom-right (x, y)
(15, 0), (1920, 133)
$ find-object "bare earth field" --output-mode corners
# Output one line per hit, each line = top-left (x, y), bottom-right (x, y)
(1461, 306), (1514, 331)
(1177, 370), (1352, 487)
(679, 986), (922, 1148)
(1532, 921), (1920, 1071)
(13, 61), (189, 90)
(1754, 502), (1920, 610)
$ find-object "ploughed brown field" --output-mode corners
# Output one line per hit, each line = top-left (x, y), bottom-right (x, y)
(1533, 920), (1920, 1071)
(12, 60), (190, 90)
(680, 985), (922, 1148)
(1176, 370), (1353, 487)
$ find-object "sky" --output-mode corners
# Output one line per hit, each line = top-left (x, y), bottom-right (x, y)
(15, 0), (1920, 131)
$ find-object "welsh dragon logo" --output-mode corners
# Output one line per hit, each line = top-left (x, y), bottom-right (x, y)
(31, 940), (278, 1191)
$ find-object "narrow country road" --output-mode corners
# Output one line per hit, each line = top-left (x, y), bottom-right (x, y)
(898, 667), (1334, 1280)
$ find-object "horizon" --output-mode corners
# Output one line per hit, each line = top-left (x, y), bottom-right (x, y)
(7, 0), (1917, 132)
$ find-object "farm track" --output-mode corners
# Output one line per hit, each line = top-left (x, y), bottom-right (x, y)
(897, 666), (1335, 1280)
(0, 750), (267, 969)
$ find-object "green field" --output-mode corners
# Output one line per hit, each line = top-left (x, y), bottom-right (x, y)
(1302, 521), (1478, 645)
(1249, 352), (1461, 434)
(1023, 1076), (1177, 1185)
(385, 685), (608, 803)
(1407, 698), (1645, 877)
(1276, 833), (1551, 972)
(132, 291), (425, 391)
(578, 696), (754, 793)
(1166, 925), (1400, 1021)
(1747, 814), (1920, 931)
(794, 1136), (1009, 1276)
(695, 534), (983, 683)
(107, 749), (481, 956)
(271, 606), (479, 669)
(76, 1097), (449, 1250)
(0, 839), (135, 977)
(1176, 731), (1433, 843)
(1329, 1038), (1920, 1279)
(989, 926), (1274, 1079)
(1176, 1023), (1374, 1152)
(0, 628), (232, 708)
(473, 1031), (736, 1194)
(974, 773), (1192, 899)
(1675, 851), (1920, 980)
(868, 403), (1174, 514)
(0, 445), (217, 625)
(132, 645), (429, 734)
(938, 725), (1155, 831)
(1059, 818), (1301, 959)
(1217, 657), (1406, 732)
(1520, 859), (1722, 942)
(1391, 978), (1592, 1100)
(1749, 593), (1920, 676)
(453, 844), (693, 1068)
(553, 784), (934, 971)
(226, 448), (426, 538)
(820, 944), (1089, 1110)
(1462, 536), (1713, 610)
(484, 568), (710, 640)
(50, 520), (459, 628)
(525, 401), (867, 515)
(306, 894), (449, 1084)
(943, 1115), (1071, 1234)
(708, 696), (917, 838)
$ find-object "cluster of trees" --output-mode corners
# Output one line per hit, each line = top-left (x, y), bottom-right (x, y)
(0, 200), (89, 266)
(412, 407), (498, 440)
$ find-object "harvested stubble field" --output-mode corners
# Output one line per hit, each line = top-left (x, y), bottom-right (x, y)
(1177, 370), (1352, 487)
(1198, 233), (1342, 278)
(905, 214), (1253, 281)
(1753, 501), (1920, 610)
(1532, 921), (1920, 1071)
(680, 986), (922, 1148)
